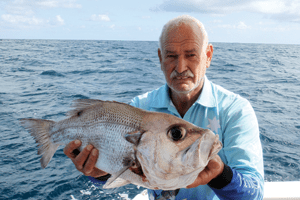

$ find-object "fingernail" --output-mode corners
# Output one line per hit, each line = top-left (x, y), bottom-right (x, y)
(75, 140), (81, 145)
(92, 149), (97, 156)
(87, 144), (93, 151)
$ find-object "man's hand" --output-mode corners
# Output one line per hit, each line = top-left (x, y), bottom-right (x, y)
(64, 140), (108, 178)
(186, 155), (224, 188)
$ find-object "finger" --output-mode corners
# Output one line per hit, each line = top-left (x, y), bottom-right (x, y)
(186, 157), (224, 188)
(207, 156), (224, 174)
(82, 148), (99, 175)
(74, 144), (93, 170)
(206, 158), (219, 169)
(186, 171), (206, 188)
(64, 140), (82, 159)
(91, 168), (109, 178)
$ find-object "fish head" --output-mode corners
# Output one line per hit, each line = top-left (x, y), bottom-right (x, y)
(136, 112), (222, 189)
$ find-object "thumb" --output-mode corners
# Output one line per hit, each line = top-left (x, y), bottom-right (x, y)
(208, 156), (221, 169)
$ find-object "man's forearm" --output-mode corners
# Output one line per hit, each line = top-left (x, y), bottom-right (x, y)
(209, 166), (264, 200)
(88, 174), (111, 186)
(208, 164), (233, 189)
(95, 174), (111, 181)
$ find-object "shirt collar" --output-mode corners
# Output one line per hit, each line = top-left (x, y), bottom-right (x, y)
(149, 84), (171, 108)
(196, 76), (217, 108)
(149, 76), (216, 109)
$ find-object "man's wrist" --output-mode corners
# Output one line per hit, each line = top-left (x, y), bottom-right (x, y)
(207, 164), (233, 189)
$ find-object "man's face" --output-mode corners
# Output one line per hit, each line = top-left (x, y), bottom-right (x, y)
(159, 23), (213, 95)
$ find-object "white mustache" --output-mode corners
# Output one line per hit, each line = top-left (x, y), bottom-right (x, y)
(170, 70), (194, 79)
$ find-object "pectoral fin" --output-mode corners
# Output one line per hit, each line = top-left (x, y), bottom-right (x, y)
(125, 131), (143, 146)
(103, 165), (132, 189)
(103, 177), (130, 189)
(103, 155), (135, 188)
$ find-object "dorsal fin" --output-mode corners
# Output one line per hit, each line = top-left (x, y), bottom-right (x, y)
(67, 99), (104, 116)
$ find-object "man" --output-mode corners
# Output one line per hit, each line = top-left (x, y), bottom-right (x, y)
(64, 15), (264, 199)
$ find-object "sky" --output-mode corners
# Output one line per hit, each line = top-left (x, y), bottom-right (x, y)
(1, 0), (300, 44)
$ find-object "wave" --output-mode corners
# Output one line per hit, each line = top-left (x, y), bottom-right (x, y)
(40, 70), (65, 77)
(70, 94), (89, 99)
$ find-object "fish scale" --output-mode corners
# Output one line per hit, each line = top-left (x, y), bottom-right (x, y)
(57, 105), (139, 174)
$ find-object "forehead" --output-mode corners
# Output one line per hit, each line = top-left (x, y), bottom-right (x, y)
(164, 40), (201, 53)
(162, 24), (204, 53)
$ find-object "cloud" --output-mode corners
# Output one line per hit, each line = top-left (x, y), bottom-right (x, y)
(4, 4), (35, 16)
(36, 0), (82, 8)
(3, 0), (81, 15)
(89, 14), (110, 22)
(1, 14), (65, 28)
(55, 15), (64, 25)
(217, 21), (251, 30)
(237, 22), (251, 30)
(1, 14), (44, 26)
(0, 0), (79, 28)
(152, 0), (300, 22)
(211, 19), (222, 23)
(151, 0), (245, 14)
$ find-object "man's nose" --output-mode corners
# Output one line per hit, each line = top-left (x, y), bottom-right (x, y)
(175, 56), (188, 73)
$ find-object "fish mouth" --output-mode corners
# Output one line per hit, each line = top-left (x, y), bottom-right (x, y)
(128, 154), (148, 182)
(130, 164), (147, 182)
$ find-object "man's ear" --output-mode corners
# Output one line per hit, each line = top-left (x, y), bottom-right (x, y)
(206, 44), (214, 69)
(158, 48), (162, 64)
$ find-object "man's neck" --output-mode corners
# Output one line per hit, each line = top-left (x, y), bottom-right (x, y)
(169, 84), (203, 118)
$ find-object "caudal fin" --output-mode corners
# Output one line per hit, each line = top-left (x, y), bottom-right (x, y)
(20, 118), (59, 168)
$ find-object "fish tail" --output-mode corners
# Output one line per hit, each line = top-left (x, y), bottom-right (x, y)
(20, 118), (59, 168)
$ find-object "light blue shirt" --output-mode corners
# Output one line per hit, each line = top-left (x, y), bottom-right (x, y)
(130, 76), (264, 200)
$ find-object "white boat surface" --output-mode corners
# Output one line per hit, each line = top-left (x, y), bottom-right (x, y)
(264, 181), (300, 200)
(132, 181), (300, 200)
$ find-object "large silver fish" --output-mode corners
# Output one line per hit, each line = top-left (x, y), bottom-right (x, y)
(21, 99), (222, 190)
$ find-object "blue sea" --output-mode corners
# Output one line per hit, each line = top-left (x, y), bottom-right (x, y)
(0, 40), (300, 200)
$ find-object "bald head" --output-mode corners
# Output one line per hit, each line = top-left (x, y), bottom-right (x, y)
(159, 15), (208, 53)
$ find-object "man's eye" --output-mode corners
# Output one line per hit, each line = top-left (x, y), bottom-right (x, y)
(167, 55), (177, 58)
(187, 54), (196, 57)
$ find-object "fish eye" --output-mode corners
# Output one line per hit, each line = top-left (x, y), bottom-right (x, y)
(168, 126), (186, 141)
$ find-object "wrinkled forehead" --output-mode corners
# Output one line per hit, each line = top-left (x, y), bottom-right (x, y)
(163, 40), (202, 54)
(162, 23), (204, 52)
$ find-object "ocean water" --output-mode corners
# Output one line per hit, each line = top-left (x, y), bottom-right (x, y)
(0, 40), (300, 199)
